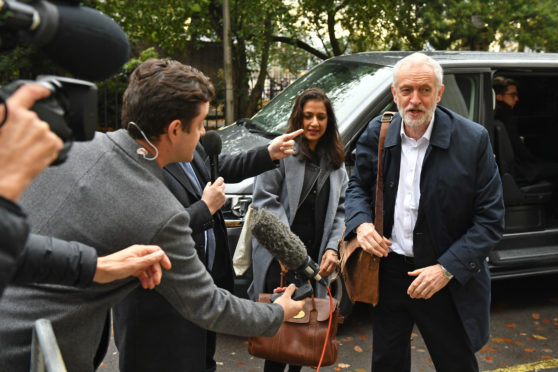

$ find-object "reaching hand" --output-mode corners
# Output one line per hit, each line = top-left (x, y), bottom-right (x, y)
(273, 283), (305, 321)
(267, 129), (304, 160)
(0, 84), (63, 202)
(93, 245), (172, 289)
(407, 264), (450, 299)
(201, 176), (226, 215)
(356, 222), (391, 257)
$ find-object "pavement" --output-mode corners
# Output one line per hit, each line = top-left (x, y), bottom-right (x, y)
(99, 274), (558, 372)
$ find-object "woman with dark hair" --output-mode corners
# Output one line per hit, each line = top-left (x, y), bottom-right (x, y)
(248, 88), (348, 372)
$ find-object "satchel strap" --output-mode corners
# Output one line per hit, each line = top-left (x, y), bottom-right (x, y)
(374, 111), (395, 236)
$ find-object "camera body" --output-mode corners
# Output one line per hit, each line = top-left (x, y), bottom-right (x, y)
(0, 75), (98, 163)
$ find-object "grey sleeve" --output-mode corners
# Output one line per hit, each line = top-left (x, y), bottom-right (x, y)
(153, 211), (284, 338)
(11, 234), (97, 288)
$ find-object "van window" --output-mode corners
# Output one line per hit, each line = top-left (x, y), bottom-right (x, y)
(440, 74), (477, 120)
(251, 60), (392, 135)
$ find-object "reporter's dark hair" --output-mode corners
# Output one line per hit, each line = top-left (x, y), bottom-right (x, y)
(122, 58), (214, 140)
(286, 88), (344, 169)
(493, 76), (517, 95)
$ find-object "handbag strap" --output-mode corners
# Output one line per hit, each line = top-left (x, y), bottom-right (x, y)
(374, 112), (395, 236)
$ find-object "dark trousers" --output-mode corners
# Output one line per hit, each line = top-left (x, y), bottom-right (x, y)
(113, 287), (216, 372)
(371, 253), (478, 372)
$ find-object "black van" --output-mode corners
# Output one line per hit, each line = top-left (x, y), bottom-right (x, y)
(219, 51), (558, 314)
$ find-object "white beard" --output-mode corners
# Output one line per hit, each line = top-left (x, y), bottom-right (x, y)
(398, 102), (437, 129)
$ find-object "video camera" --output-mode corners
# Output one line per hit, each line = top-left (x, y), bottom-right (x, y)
(0, 0), (131, 163)
(0, 76), (97, 164)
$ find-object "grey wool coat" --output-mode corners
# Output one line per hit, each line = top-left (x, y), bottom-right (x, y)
(248, 153), (348, 300)
(0, 130), (283, 372)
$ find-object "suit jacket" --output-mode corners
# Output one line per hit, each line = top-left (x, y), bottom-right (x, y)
(164, 142), (277, 289)
(248, 153), (348, 300)
(345, 106), (504, 351)
(112, 142), (278, 371)
(0, 130), (283, 372)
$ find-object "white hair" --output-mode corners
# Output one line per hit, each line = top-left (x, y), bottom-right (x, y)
(392, 52), (444, 90)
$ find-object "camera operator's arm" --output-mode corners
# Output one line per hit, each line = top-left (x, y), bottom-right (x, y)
(0, 84), (62, 202)
(11, 235), (172, 289)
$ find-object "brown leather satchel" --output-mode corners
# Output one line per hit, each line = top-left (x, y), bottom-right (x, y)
(338, 111), (395, 306)
(248, 293), (340, 366)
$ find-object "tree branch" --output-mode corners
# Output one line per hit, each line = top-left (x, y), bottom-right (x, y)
(271, 36), (330, 60)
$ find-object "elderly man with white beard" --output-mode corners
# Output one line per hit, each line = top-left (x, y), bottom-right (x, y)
(344, 52), (504, 372)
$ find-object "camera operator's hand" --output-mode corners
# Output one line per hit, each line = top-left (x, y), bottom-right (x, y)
(0, 84), (63, 202)
(93, 245), (172, 289)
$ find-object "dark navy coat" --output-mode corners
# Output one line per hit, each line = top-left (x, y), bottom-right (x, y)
(345, 106), (504, 351)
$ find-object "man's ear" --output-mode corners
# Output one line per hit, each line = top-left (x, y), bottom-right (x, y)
(391, 85), (398, 104)
(436, 84), (445, 103)
(495, 93), (504, 102)
(166, 119), (183, 143)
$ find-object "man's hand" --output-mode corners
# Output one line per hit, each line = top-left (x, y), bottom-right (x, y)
(273, 284), (305, 321)
(93, 245), (172, 289)
(267, 129), (304, 160)
(201, 176), (226, 215)
(407, 264), (450, 299)
(318, 249), (338, 277)
(356, 222), (391, 257)
(0, 84), (63, 202)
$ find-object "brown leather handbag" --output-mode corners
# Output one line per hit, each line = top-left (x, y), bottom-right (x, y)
(248, 293), (339, 366)
(338, 111), (395, 306)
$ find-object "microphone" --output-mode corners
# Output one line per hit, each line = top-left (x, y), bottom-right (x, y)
(250, 208), (327, 287)
(201, 131), (222, 182)
(0, 0), (130, 81)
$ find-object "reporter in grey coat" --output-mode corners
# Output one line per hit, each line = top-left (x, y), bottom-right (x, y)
(0, 59), (303, 372)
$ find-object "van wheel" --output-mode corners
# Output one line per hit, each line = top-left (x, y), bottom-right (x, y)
(329, 274), (354, 317)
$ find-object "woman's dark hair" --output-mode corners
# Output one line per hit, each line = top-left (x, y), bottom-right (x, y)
(286, 88), (345, 168)
(122, 58), (214, 140)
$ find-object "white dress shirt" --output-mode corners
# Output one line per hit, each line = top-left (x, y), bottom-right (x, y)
(389, 114), (435, 257)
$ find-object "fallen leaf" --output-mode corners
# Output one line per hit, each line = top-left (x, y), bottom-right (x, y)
(505, 323), (516, 328)
(514, 341), (524, 345)
(359, 335), (368, 340)
(532, 313), (540, 320)
(334, 368), (341, 371)
(520, 332), (528, 336)
(337, 362), (351, 368)
(339, 336), (353, 342)
(416, 348), (426, 353)
(410, 332), (419, 340)
(543, 319), (550, 324)
(541, 355), (552, 360)
(492, 337), (505, 343)
(235, 362), (245, 367)
(500, 362), (509, 367)
(542, 348), (553, 353)
(99, 363), (108, 367)
(484, 356), (493, 361)
(356, 369), (367, 372)
(525, 348), (536, 352)
(216, 362), (224, 366)
(532, 334), (547, 340)
(354, 346), (363, 353)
